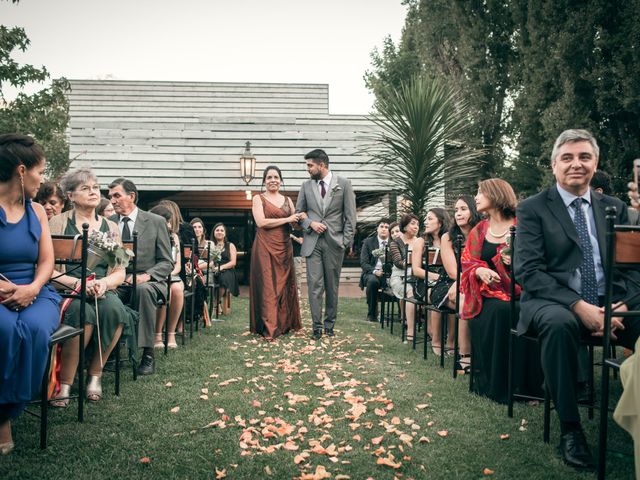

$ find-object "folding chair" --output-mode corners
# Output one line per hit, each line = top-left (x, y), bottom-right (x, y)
(379, 242), (398, 330)
(32, 225), (89, 448)
(597, 208), (640, 479)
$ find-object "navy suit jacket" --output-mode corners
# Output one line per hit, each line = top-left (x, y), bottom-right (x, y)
(514, 186), (638, 334)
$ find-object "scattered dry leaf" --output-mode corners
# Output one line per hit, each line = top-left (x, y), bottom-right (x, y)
(500, 434), (510, 440)
(437, 430), (448, 437)
(170, 406), (180, 413)
(215, 467), (227, 479)
(139, 457), (151, 464)
(483, 468), (495, 475)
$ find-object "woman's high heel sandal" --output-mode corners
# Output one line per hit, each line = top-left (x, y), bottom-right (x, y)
(456, 354), (472, 374)
(50, 383), (71, 408)
(86, 375), (102, 402)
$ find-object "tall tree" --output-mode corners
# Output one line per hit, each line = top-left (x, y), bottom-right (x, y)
(366, 0), (517, 181)
(365, 75), (482, 218)
(0, 22), (70, 178)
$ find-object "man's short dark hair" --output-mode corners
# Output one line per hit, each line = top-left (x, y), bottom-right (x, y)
(377, 218), (390, 227)
(304, 149), (330, 166)
(590, 170), (612, 195)
(108, 177), (138, 204)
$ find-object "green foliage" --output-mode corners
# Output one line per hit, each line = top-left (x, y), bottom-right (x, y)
(368, 0), (640, 198)
(365, 75), (484, 217)
(0, 24), (70, 179)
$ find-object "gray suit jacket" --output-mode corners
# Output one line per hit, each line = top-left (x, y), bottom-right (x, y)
(296, 173), (357, 257)
(111, 209), (173, 282)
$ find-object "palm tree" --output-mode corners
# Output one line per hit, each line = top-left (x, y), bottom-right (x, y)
(365, 75), (483, 218)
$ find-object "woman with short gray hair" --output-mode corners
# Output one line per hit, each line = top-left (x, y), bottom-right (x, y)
(49, 167), (137, 405)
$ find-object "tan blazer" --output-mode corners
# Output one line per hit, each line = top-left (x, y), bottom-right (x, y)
(49, 209), (121, 276)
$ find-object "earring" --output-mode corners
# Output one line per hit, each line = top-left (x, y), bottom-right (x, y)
(20, 176), (25, 206)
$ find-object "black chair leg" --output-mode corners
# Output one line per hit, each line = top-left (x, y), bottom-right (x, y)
(40, 349), (53, 449)
(543, 385), (551, 444)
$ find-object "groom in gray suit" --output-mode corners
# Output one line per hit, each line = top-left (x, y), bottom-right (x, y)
(296, 149), (357, 339)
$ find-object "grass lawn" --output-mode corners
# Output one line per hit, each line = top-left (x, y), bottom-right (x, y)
(1, 298), (634, 479)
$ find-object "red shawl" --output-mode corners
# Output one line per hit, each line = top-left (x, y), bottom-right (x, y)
(460, 219), (520, 320)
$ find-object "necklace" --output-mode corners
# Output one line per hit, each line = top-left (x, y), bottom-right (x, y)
(488, 226), (509, 238)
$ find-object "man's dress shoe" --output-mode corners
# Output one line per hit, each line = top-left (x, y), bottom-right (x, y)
(558, 430), (595, 470)
(312, 332), (322, 341)
(137, 354), (155, 376)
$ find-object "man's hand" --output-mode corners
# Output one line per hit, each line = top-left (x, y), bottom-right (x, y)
(137, 273), (151, 284)
(310, 221), (327, 234)
(373, 269), (383, 278)
(573, 300), (604, 333)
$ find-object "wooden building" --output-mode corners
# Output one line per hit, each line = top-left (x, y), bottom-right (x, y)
(66, 80), (395, 287)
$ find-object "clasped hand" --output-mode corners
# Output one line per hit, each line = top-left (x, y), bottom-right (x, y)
(1, 280), (38, 310)
(86, 278), (108, 298)
(574, 300), (626, 340)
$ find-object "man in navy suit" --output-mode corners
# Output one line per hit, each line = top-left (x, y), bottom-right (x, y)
(515, 129), (640, 470)
(359, 219), (390, 322)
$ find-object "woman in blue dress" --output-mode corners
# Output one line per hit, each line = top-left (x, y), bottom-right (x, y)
(0, 134), (61, 455)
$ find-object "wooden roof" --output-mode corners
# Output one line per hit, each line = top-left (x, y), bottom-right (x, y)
(67, 80), (387, 193)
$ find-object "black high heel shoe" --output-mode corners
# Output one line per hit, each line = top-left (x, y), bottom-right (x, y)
(455, 354), (471, 374)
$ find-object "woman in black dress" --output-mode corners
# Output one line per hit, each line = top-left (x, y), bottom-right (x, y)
(461, 178), (543, 403)
(210, 223), (239, 314)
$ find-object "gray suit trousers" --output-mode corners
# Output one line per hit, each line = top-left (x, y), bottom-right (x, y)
(305, 235), (345, 333)
(118, 281), (166, 348)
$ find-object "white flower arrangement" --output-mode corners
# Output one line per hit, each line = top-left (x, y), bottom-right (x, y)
(87, 230), (134, 270)
(371, 247), (386, 259)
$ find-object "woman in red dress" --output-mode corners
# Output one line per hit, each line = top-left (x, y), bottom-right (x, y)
(250, 166), (302, 340)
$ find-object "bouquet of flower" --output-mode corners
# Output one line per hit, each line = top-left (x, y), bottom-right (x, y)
(371, 247), (386, 259)
(87, 230), (134, 271)
(210, 245), (223, 264)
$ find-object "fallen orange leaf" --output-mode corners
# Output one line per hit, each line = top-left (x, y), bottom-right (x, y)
(483, 468), (495, 475)
(437, 430), (448, 437)
(139, 457), (151, 464)
(371, 435), (384, 445)
(215, 467), (227, 479)
(500, 434), (510, 440)
(376, 455), (402, 469)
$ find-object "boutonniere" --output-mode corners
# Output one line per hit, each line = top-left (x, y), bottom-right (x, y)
(331, 184), (342, 193)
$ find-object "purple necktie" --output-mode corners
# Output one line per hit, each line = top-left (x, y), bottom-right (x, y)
(319, 180), (326, 198)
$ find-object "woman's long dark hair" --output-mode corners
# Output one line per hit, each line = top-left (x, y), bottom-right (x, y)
(448, 195), (481, 245)
(424, 207), (451, 245)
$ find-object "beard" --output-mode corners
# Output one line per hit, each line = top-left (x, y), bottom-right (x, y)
(310, 171), (321, 180)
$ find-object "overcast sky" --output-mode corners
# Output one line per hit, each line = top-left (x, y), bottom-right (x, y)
(1, 0), (407, 114)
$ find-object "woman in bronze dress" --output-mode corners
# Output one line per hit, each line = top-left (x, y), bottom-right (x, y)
(250, 166), (301, 341)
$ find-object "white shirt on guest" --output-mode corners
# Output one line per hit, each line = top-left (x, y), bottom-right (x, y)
(118, 206), (139, 237)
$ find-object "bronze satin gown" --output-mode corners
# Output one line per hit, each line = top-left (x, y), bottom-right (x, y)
(250, 195), (301, 340)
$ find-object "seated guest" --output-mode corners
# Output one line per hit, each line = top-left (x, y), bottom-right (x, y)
(97, 197), (115, 218)
(108, 178), (173, 375)
(210, 223), (239, 314)
(49, 168), (136, 404)
(389, 221), (401, 240)
(436, 195), (481, 371)
(157, 199), (196, 284)
(359, 218), (390, 322)
(0, 134), (60, 455)
(388, 214), (420, 343)
(34, 181), (67, 220)
(412, 208), (451, 355)
(149, 205), (184, 349)
(461, 178), (542, 403)
(515, 129), (640, 470)
(190, 217), (211, 273)
(589, 169), (612, 196)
